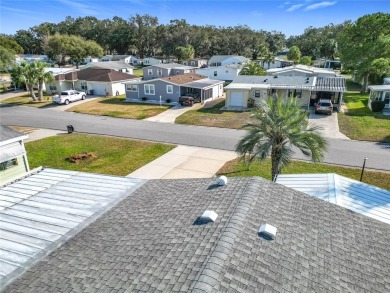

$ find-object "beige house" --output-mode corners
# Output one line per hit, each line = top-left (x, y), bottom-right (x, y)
(0, 126), (30, 186)
(224, 75), (346, 110)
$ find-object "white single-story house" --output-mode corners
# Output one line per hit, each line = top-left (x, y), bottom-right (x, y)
(195, 64), (243, 81)
(84, 56), (100, 63)
(45, 67), (140, 96)
(208, 55), (250, 67)
(384, 77), (390, 85)
(141, 57), (162, 66)
(266, 65), (336, 78)
(0, 125), (30, 186)
(80, 61), (134, 74)
(368, 85), (390, 111)
(179, 58), (208, 68)
(123, 73), (224, 104)
(261, 57), (293, 70)
(143, 63), (196, 80)
(313, 58), (342, 70)
(224, 75), (346, 110)
(109, 55), (138, 65)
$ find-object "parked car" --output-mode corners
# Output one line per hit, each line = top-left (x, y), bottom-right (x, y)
(179, 92), (201, 106)
(315, 99), (333, 115)
(52, 90), (86, 105)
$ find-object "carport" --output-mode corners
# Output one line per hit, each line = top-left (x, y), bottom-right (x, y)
(312, 77), (346, 110)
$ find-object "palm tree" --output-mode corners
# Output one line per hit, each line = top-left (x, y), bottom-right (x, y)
(11, 61), (53, 101)
(236, 96), (327, 181)
(33, 62), (54, 101)
(11, 62), (37, 101)
(240, 62), (266, 75)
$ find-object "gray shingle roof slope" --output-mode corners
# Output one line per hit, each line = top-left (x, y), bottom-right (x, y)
(0, 125), (26, 143)
(3, 177), (390, 293)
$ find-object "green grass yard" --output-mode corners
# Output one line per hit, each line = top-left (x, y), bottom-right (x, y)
(68, 95), (171, 119)
(175, 101), (253, 129)
(338, 84), (390, 142)
(25, 133), (175, 176)
(0, 93), (53, 108)
(217, 158), (390, 190)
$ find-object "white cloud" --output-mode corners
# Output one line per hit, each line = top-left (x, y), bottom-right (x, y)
(286, 4), (304, 12)
(58, 0), (99, 15)
(304, 1), (337, 11)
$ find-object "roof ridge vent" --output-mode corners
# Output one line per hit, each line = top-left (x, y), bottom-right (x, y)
(199, 210), (218, 224)
(258, 223), (277, 240)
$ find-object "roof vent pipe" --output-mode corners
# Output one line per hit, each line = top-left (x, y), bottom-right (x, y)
(258, 223), (277, 240)
(200, 210), (218, 224)
(216, 176), (228, 186)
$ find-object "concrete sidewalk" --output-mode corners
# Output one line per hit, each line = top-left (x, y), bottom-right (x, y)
(127, 145), (237, 179)
(144, 96), (226, 124)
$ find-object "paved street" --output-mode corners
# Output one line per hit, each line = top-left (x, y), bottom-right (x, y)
(1, 105), (389, 171)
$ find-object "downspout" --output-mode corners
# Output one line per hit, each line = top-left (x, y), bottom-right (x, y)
(20, 140), (30, 172)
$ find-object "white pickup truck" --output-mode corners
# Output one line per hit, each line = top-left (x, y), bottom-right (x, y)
(52, 90), (86, 105)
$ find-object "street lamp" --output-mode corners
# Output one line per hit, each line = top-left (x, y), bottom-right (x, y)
(360, 157), (368, 182)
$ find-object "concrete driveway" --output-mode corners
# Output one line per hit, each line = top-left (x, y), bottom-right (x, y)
(127, 145), (237, 179)
(308, 111), (350, 140)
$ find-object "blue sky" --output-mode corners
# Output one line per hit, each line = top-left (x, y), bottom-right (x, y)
(1, 0), (389, 37)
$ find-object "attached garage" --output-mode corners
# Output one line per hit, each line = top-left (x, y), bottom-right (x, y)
(90, 83), (107, 96)
(230, 92), (244, 107)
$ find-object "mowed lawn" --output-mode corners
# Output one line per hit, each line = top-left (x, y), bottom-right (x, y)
(338, 84), (390, 142)
(175, 101), (253, 129)
(217, 158), (390, 190)
(1, 93), (53, 108)
(25, 133), (175, 176)
(68, 95), (171, 119)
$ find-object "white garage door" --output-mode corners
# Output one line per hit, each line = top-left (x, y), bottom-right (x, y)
(91, 83), (107, 96)
(230, 92), (244, 106)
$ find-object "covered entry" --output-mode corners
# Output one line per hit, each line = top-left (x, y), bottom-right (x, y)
(312, 77), (346, 110)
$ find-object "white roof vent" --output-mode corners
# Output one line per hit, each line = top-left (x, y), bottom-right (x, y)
(200, 210), (218, 224)
(258, 223), (277, 240)
(216, 176), (228, 186)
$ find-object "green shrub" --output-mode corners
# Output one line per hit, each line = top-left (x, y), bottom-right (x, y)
(371, 100), (385, 112)
(165, 98), (171, 103)
(141, 97), (147, 101)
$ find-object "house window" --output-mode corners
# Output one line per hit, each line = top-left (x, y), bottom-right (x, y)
(0, 158), (18, 171)
(126, 84), (138, 92)
(148, 69), (153, 75)
(214, 71), (217, 76)
(80, 82), (87, 90)
(190, 61), (195, 66)
(254, 90), (260, 98)
(157, 69), (162, 75)
(49, 85), (57, 91)
(144, 84), (155, 95)
(166, 85), (173, 94)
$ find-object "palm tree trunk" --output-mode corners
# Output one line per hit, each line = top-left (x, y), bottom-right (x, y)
(38, 81), (44, 101)
(271, 147), (281, 182)
(28, 84), (37, 101)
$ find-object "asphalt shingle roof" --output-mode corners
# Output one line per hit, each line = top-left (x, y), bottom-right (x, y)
(0, 126), (26, 143)
(3, 177), (390, 292)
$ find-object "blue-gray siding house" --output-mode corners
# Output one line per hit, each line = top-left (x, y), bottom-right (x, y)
(124, 73), (224, 104)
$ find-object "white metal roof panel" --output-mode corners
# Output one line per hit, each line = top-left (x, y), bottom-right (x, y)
(276, 173), (390, 225)
(368, 85), (390, 91)
(0, 168), (145, 289)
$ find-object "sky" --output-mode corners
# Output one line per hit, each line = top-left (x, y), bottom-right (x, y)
(0, 0), (389, 37)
